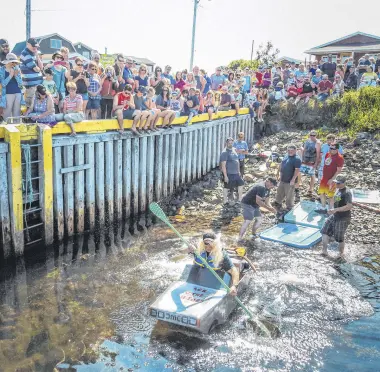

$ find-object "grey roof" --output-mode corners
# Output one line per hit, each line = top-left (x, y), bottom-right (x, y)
(128, 55), (155, 65)
(277, 56), (303, 64)
(305, 44), (380, 55)
(74, 42), (94, 52)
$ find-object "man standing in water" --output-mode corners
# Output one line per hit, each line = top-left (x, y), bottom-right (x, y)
(239, 178), (277, 240)
(320, 176), (352, 257)
(220, 137), (244, 204)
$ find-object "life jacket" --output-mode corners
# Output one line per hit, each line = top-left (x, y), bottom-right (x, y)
(303, 139), (317, 164)
(194, 251), (221, 270)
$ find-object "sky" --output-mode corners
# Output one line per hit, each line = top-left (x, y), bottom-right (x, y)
(4, 0), (380, 72)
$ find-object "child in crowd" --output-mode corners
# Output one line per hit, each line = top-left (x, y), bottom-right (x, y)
(287, 72), (296, 87)
(170, 90), (182, 117)
(43, 68), (59, 108)
(231, 88), (242, 114)
(318, 133), (344, 180)
(204, 91), (215, 120)
(287, 82), (298, 99)
(144, 87), (160, 131)
(244, 89), (258, 121)
(195, 89), (204, 114)
(274, 82), (286, 102)
(214, 91), (221, 109)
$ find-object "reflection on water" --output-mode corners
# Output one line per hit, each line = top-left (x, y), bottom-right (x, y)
(0, 214), (379, 371)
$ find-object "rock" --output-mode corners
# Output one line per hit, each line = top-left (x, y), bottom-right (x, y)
(357, 132), (372, 140)
(353, 138), (362, 146)
(363, 167), (373, 172)
(243, 174), (255, 182)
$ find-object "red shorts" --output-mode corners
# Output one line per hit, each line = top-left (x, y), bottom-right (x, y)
(318, 177), (336, 198)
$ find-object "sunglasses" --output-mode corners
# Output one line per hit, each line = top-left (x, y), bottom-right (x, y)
(2, 45), (9, 48)
(310, 134), (316, 137)
(330, 147), (337, 150)
(203, 240), (213, 245)
(91, 68), (97, 71)
(157, 70), (162, 72)
(140, 69), (146, 72)
(77, 63), (83, 67)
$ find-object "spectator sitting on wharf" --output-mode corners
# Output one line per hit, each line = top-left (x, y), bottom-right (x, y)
(220, 137), (245, 204)
(185, 72), (197, 90)
(210, 67), (226, 90)
(195, 89), (204, 114)
(0, 53), (24, 120)
(244, 89), (259, 121)
(174, 71), (186, 92)
(218, 85), (232, 111)
(274, 144), (301, 212)
(239, 178), (277, 240)
(332, 75), (345, 97)
(150, 66), (165, 97)
(204, 91), (215, 120)
(20, 37), (44, 110)
(0, 39), (10, 62)
(86, 63), (102, 119)
(231, 88), (242, 115)
(317, 74), (333, 101)
(300, 130), (321, 197)
(321, 54), (336, 81)
(113, 84), (142, 135)
(181, 87), (199, 126)
(55, 82), (85, 136)
(193, 66), (206, 94)
(311, 69), (322, 90)
(295, 76), (313, 104)
(144, 87), (161, 132)
(359, 66), (378, 88)
(134, 64), (149, 91)
(273, 82), (286, 103)
(287, 82), (298, 100)
(155, 86), (176, 129)
(133, 86), (152, 132)
(50, 52), (67, 112)
(25, 84), (56, 125)
(100, 65), (118, 119)
(233, 132), (249, 176)
(169, 90), (182, 117)
(42, 68), (59, 108)
(162, 65), (175, 88)
(69, 57), (90, 111)
(345, 65), (358, 91)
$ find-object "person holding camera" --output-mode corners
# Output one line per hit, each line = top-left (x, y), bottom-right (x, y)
(69, 57), (90, 112)
(0, 53), (24, 120)
(50, 52), (67, 113)
(100, 66), (118, 119)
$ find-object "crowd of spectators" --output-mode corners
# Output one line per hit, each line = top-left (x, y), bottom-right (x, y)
(1, 37), (380, 135)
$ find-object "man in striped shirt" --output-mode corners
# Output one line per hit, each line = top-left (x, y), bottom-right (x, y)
(20, 38), (43, 108)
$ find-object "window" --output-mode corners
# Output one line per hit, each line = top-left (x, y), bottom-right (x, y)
(50, 39), (62, 49)
(82, 51), (90, 59)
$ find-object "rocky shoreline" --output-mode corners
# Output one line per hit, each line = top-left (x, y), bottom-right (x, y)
(164, 130), (380, 246)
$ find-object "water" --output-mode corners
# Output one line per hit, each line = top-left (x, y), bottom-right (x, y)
(0, 215), (379, 372)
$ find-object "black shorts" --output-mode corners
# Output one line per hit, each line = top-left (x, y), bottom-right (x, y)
(224, 173), (244, 189)
(321, 215), (350, 243)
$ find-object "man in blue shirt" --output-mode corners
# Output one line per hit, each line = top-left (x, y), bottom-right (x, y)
(210, 67), (226, 90)
(243, 68), (251, 93)
(233, 132), (249, 176)
(274, 144), (301, 211)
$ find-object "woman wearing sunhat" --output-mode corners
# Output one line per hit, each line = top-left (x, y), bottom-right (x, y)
(187, 232), (239, 296)
(0, 53), (24, 120)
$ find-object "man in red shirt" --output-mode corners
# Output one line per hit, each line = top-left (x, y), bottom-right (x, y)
(317, 74), (333, 102)
(317, 143), (344, 210)
(113, 84), (142, 134)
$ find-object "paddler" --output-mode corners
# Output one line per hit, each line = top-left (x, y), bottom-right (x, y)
(188, 233), (239, 296)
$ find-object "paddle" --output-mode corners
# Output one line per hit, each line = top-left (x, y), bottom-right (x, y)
(149, 202), (272, 336)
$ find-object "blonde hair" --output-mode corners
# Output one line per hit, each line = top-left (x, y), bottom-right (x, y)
(66, 81), (77, 90)
(139, 64), (147, 72)
(196, 237), (223, 268)
(60, 47), (69, 55)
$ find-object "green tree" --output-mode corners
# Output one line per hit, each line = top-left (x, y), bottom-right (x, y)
(227, 59), (259, 71)
(255, 41), (280, 66)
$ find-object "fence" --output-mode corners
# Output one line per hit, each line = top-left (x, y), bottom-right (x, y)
(0, 109), (254, 257)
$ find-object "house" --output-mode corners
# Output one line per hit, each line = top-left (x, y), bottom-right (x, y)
(12, 33), (76, 62)
(277, 56), (302, 68)
(73, 42), (93, 60)
(128, 56), (155, 72)
(305, 31), (380, 63)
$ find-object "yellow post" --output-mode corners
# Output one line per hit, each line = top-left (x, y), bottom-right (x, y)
(4, 125), (24, 255)
(38, 125), (54, 245)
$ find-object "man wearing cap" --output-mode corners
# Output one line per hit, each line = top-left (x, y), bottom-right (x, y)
(162, 65), (175, 88)
(218, 86), (232, 111)
(20, 38), (44, 109)
(239, 178), (277, 240)
(0, 39), (10, 62)
(122, 57), (135, 86)
(317, 142), (344, 211)
(210, 67), (226, 91)
(275, 144), (301, 211)
(220, 138), (244, 204)
(320, 176), (352, 257)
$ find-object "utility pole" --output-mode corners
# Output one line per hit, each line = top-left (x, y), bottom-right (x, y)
(190, 0), (200, 70)
(26, 0), (31, 40)
(250, 40), (254, 62)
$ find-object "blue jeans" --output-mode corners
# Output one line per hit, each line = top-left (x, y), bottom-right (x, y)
(317, 93), (329, 102)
